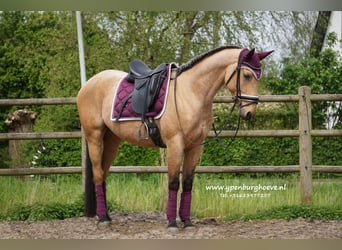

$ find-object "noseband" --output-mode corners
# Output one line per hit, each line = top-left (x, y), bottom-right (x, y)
(225, 58), (260, 108)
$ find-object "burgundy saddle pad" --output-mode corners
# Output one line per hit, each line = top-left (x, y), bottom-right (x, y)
(111, 63), (175, 121)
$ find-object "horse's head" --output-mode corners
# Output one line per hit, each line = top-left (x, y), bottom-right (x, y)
(225, 48), (273, 120)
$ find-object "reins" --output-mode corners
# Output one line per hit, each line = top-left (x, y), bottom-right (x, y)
(173, 66), (240, 147)
(173, 73), (207, 146)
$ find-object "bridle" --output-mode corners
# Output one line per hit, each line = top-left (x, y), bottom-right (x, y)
(224, 51), (260, 108)
(210, 56), (261, 146)
(173, 49), (261, 147)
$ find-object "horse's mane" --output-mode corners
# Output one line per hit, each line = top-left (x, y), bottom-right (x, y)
(176, 45), (241, 75)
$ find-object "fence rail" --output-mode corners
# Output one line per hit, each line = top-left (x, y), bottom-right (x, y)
(1, 129), (342, 141)
(1, 93), (342, 106)
(1, 87), (342, 204)
(0, 165), (341, 176)
(0, 98), (76, 106)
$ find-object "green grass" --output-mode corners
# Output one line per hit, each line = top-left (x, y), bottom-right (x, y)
(0, 174), (341, 221)
(192, 175), (341, 219)
(0, 175), (82, 212)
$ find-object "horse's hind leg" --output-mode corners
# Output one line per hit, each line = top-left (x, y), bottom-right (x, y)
(98, 131), (121, 224)
(86, 129), (121, 228)
(86, 132), (108, 222)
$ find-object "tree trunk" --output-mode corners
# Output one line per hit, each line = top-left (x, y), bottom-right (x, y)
(310, 11), (332, 57)
(5, 109), (37, 168)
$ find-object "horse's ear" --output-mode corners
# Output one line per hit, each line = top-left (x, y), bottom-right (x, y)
(245, 48), (256, 60)
(257, 50), (274, 61)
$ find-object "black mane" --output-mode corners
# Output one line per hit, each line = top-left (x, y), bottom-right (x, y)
(176, 45), (241, 76)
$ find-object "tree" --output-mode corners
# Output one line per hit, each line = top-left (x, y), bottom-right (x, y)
(0, 11), (116, 167)
(0, 11), (64, 167)
(264, 35), (341, 129)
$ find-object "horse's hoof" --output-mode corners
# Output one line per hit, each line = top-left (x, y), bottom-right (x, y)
(167, 227), (179, 233)
(97, 220), (111, 230)
(97, 215), (112, 230)
(167, 220), (179, 233)
(183, 220), (195, 230)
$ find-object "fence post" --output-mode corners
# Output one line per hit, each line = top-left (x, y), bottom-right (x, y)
(76, 11), (87, 193)
(298, 86), (313, 204)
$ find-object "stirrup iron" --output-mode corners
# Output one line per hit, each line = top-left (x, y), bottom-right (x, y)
(138, 121), (149, 140)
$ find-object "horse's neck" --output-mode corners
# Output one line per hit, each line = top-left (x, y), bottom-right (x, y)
(180, 49), (240, 104)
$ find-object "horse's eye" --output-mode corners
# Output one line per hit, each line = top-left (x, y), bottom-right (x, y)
(243, 73), (252, 80)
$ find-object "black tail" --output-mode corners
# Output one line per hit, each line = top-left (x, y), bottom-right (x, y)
(84, 143), (96, 217)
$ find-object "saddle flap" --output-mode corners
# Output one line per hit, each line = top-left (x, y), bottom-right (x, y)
(132, 85), (148, 114)
(131, 64), (167, 115)
(134, 78), (148, 90)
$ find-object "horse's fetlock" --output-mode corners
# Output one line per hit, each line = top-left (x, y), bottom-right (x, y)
(168, 178), (180, 191)
(182, 177), (193, 192)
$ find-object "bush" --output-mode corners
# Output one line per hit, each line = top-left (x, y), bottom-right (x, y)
(0, 197), (122, 221)
(227, 205), (342, 221)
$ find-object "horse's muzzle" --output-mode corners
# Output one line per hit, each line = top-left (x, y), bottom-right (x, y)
(239, 104), (257, 121)
(239, 109), (252, 120)
(240, 110), (252, 120)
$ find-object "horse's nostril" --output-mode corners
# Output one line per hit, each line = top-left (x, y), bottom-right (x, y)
(239, 109), (252, 120)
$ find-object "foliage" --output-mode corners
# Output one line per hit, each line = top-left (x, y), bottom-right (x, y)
(2, 202), (341, 222)
(0, 11), (341, 224)
(0, 11), (340, 171)
(264, 35), (342, 129)
(24, 140), (82, 168)
(0, 196), (121, 221)
(202, 137), (299, 166)
(0, 11), (114, 167)
(1, 175), (341, 221)
(0, 199), (84, 221)
(114, 142), (161, 166)
(226, 205), (342, 221)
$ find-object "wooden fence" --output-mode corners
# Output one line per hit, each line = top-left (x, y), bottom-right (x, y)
(0, 86), (342, 204)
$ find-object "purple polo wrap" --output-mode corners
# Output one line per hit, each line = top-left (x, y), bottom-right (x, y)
(166, 190), (178, 221)
(179, 191), (192, 221)
(95, 183), (107, 217)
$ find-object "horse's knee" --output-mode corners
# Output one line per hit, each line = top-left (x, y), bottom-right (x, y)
(168, 176), (180, 191)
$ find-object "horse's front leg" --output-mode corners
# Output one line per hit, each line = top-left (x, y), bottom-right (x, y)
(179, 145), (204, 229)
(165, 141), (183, 231)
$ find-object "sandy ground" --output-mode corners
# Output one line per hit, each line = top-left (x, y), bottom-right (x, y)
(0, 211), (341, 239)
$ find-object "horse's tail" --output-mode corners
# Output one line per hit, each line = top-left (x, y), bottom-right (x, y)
(84, 143), (96, 217)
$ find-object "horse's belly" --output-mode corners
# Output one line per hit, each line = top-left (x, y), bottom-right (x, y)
(106, 121), (158, 148)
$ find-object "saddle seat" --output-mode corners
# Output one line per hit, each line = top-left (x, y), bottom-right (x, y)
(126, 59), (167, 116)
(127, 59), (166, 81)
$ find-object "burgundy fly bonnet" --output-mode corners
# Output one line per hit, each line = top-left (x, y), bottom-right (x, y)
(239, 48), (274, 80)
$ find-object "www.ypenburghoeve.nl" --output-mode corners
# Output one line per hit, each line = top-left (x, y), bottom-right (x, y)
(205, 184), (287, 193)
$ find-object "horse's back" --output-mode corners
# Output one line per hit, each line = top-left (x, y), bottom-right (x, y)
(78, 70), (126, 97)
(77, 69), (125, 104)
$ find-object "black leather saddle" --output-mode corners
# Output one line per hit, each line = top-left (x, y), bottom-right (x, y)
(127, 59), (167, 117)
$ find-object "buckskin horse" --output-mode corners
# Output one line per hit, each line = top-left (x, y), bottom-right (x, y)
(77, 46), (273, 231)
